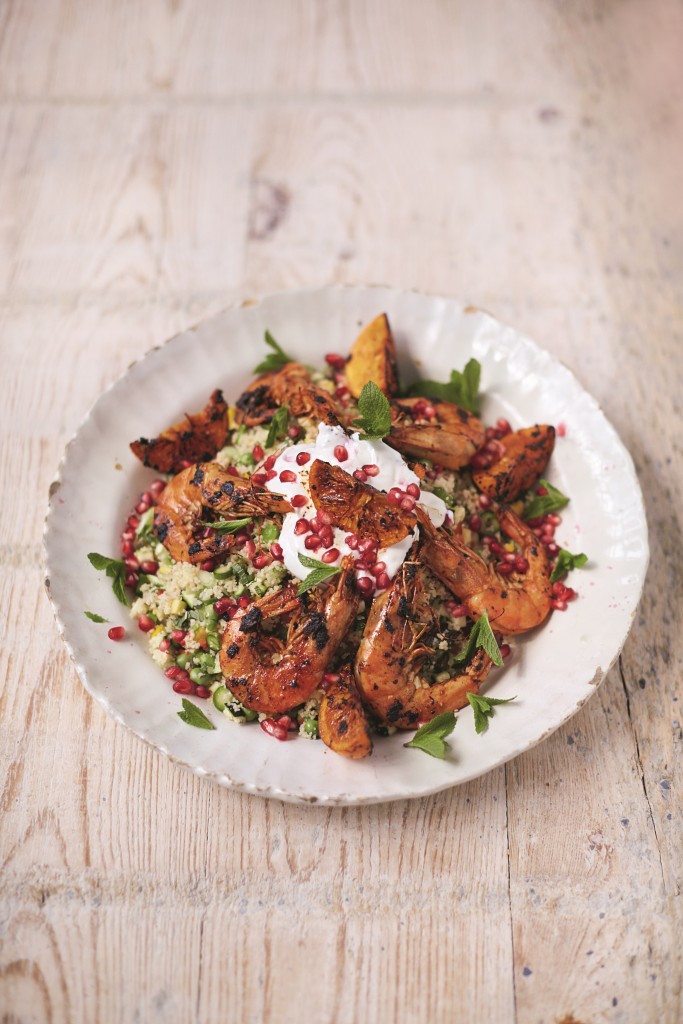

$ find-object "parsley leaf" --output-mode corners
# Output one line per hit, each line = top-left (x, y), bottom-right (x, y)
(177, 698), (216, 730)
(84, 611), (108, 623)
(352, 381), (392, 439)
(404, 711), (457, 759)
(524, 480), (569, 519)
(407, 358), (481, 414)
(200, 516), (253, 534)
(452, 610), (504, 668)
(550, 549), (588, 583)
(87, 552), (131, 606)
(297, 553), (343, 595)
(254, 330), (294, 374)
(467, 692), (517, 734)
(265, 406), (290, 449)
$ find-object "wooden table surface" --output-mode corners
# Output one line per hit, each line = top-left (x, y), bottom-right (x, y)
(2, 2), (681, 1022)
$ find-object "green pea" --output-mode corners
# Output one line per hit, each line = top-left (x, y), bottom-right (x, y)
(240, 706), (258, 722)
(302, 718), (318, 738)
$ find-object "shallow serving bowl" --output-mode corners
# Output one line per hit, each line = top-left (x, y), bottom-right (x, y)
(44, 286), (649, 805)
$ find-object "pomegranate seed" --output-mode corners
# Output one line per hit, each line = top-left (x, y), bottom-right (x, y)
(323, 672), (341, 686)
(244, 539), (256, 559)
(504, 552), (517, 564)
(497, 563), (514, 576)
(305, 534), (322, 551)
(200, 558), (216, 571)
(238, 595), (252, 607)
(149, 479), (166, 499)
(270, 542), (284, 560)
(536, 485), (548, 496)
(137, 614), (155, 632)
(355, 576), (375, 598)
(279, 469), (297, 484)
(371, 561), (387, 576)
(496, 418), (512, 435)
(171, 629), (187, 645)
(319, 526), (334, 547)
(252, 444), (264, 462)
(260, 718), (289, 741)
(125, 572), (139, 589)
(139, 560), (158, 574)
(547, 513), (562, 526)
(318, 510), (332, 525)
(291, 494), (307, 508)
(195, 686), (211, 699)
(345, 534), (359, 549)
(362, 463), (380, 477)
(172, 679), (196, 696)
(399, 496), (415, 512)
(251, 471), (267, 486)
(413, 399), (428, 415)
(233, 530), (250, 544)
(321, 548), (340, 564)
(253, 553), (272, 569)
(406, 483), (421, 499)
(468, 514), (482, 531)
(179, 460), (193, 470)
(470, 453), (487, 469)
(227, 606), (240, 619)
(296, 451), (311, 466)
(353, 469), (368, 483)
(276, 715), (297, 731)
(557, 422), (567, 437)
(294, 518), (311, 535)
(108, 626), (125, 641)
(500, 643), (512, 659)
(164, 666), (180, 680)
(334, 386), (350, 400)
(546, 542), (559, 556)
(358, 538), (378, 554)
(325, 353), (346, 370)
(552, 598), (568, 611)
(214, 597), (234, 616)
(120, 540), (134, 557)
(446, 601), (467, 617)
(334, 445), (349, 462)
(265, 469), (277, 481)
(226, 465), (240, 477)
(264, 454), (277, 470)
(552, 580), (567, 596)
(514, 556), (529, 573)
(375, 572), (391, 590)
(423, 404), (436, 419)
(159, 638), (171, 652)
(135, 500), (150, 514)
(125, 556), (140, 571)
(527, 516), (544, 528)
(386, 490), (402, 507)
(564, 587), (578, 601)
(287, 425), (302, 440)
(127, 515), (140, 530)
(478, 494), (492, 509)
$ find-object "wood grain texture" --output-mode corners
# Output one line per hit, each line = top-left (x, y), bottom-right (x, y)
(1, 1), (682, 1022)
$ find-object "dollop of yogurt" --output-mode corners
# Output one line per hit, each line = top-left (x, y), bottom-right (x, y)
(264, 423), (448, 584)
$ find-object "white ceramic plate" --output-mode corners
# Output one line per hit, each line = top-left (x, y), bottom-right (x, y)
(44, 287), (649, 805)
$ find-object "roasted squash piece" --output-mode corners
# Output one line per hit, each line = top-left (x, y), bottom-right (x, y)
(344, 313), (400, 399)
(308, 459), (415, 547)
(471, 425), (556, 502)
(318, 662), (373, 759)
(130, 389), (229, 473)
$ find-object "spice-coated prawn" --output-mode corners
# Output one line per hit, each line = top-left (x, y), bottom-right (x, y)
(387, 396), (485, 471)
(354, 555), (493, 729)
(318, 662), (373, 759)
(219, 560), (360, 714)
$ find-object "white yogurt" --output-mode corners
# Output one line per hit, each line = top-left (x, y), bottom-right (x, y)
(264, 423), (447, 582)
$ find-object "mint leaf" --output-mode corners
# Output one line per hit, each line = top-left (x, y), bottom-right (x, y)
(404, 711), (457, 758)
(467, 692), (517, 734)
(88, 552), (131, 606)
(200, 517), (253, 534)
(265, 406), (290, 448)
(84, 611), (108, 623)
(297, 553), (343, 594)
(407, 358), (481, 414)
(177, 698), (216, 730)
(524, 480), (569, 519)
(254, 330), (294, 374)
(452, 610), (504, 668)
(550, 549), (588, 583)
(352, 381), (392, 439)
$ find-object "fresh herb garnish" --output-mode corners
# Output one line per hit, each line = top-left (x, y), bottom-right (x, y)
(550, 549), (588, 583)
(404, 710), (457, 759)
(177, 698), (216, 730)
(84, 611), (108, 623)
(466, 692), (517, 734)
(87, 552), (130, 606)
(266, 405), (290, 448)
(254, 330), (294, 374)
(524, 480), (569, 519)
(297, 553), (343, 595)
(407, 358), (481, 414)
(452, 610), (504, 668)
(200, 516), (253, 534)
(352, 381), (392, 440)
